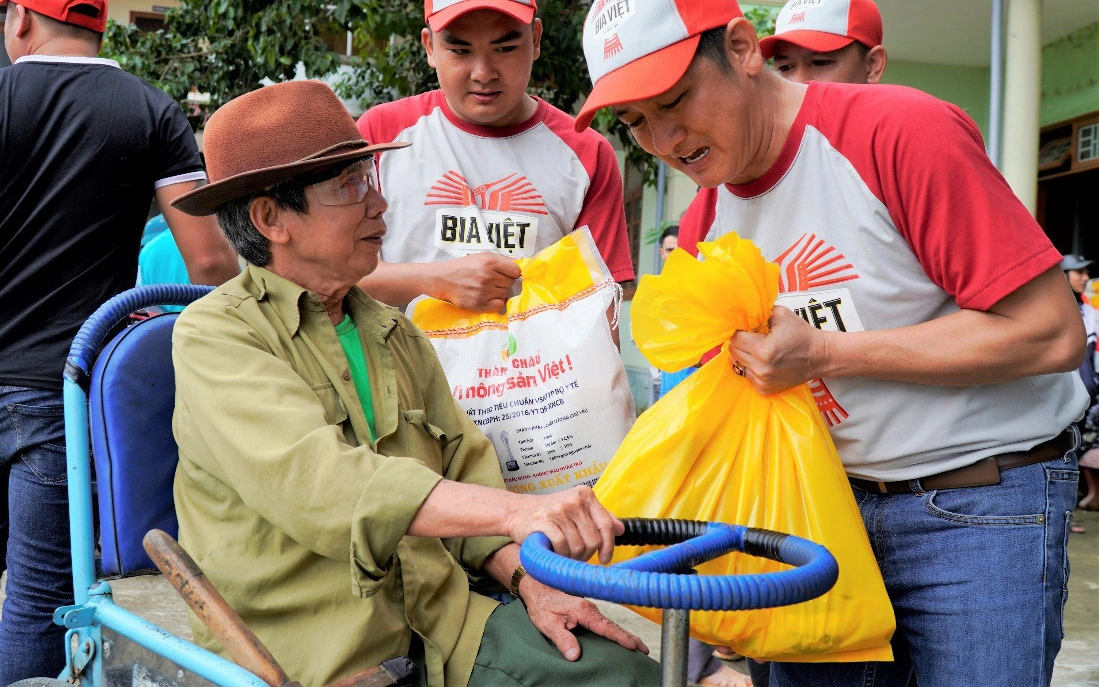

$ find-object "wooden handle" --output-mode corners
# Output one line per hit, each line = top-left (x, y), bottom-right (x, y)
(326, 659), (416, 687)
(143, 529), (293, 687)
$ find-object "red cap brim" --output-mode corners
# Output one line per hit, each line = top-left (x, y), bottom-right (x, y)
(574, 35), (700, 133)
(427, 1), (535, 31)
(759, 31), (855, 60)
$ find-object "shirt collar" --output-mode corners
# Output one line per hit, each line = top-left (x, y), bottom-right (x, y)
(244, 264), (398, 339)
(15, 55), (121, 68)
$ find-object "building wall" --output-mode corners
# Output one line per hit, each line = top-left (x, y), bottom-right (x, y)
(878, 23), (1099, 138)
(1041, 22), (1099, 127)
(106, 0), (178, 26)
(881, 60), (991, 138)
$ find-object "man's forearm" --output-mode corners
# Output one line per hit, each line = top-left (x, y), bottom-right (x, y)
(182, 245), (240, 286)
(407, 480), (519, 540)
(819, 267), (1085, 386)
(408, 480), (620, 565)
(157, 183), (240, 285)
(358, 261), (437, 309)
(360, 254), (520, 313)
(735, 266), (1087, 396)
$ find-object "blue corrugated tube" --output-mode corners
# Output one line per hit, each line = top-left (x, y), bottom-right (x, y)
(520, 518), (838, 610)
(66, 284), (213, 383)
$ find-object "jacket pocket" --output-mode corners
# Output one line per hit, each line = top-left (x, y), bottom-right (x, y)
(311, 383), (349, 427)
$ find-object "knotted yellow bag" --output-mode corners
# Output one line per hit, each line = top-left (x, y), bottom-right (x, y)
(595, 232), (895, 662)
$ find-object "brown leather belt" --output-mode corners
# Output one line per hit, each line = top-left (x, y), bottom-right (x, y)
(849, 428), (1079, 494)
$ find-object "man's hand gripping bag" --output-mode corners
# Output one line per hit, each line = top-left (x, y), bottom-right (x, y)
(410, 228), (635, 494)
(595, 233), (895, 662)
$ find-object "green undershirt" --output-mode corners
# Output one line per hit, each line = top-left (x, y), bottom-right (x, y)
(335, 314), (377, 444)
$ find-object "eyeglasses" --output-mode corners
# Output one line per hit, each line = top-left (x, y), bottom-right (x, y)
(311, 158), (379, 206)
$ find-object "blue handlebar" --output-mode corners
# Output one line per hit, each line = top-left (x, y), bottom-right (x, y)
(520, 518), (838, 611)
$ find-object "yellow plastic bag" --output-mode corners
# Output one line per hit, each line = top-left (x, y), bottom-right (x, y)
(595, 232), (895, 662)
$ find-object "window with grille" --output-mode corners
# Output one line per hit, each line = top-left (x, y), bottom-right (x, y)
(1079, 122), (1099, 164)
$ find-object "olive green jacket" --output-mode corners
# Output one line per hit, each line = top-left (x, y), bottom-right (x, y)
(172, 265), (509, 687)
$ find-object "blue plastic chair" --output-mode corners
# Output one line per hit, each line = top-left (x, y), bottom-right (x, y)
(56, 284), (267, 687)
(90, 308), (181, 577)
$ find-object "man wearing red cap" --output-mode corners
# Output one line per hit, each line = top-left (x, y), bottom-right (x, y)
(760, 0), (887, 86)
(354, 0), (634, 315)
(0, 0), (238, 680)
(575, 1), (1087, 685)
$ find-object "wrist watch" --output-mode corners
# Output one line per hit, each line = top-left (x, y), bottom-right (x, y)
(509, 564), (527, 598)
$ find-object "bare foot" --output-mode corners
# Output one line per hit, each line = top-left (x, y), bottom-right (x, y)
(699, 665), (753, 687)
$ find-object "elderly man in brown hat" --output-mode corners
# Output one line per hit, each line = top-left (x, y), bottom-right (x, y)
(169, 79), (658, 687)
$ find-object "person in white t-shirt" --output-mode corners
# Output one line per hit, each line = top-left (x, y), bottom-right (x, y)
(574, 0), (1087, 684)
(356, 0), (634, 316)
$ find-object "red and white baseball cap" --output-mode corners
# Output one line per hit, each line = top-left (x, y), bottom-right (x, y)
(2, 0), (108, 32)
(424, 0), (536, 32)
(759, 0), (883, 60)
(575, 0), (742, 132)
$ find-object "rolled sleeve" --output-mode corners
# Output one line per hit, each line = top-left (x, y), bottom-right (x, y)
(350, 457), (443, 595)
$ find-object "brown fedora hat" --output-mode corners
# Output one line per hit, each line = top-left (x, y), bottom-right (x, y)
(172, 80), (410, 216)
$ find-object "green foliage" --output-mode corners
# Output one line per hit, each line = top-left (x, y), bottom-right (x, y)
(101, 0), (779, 179)
(746, 5), (780, 40)
(336, 1), (589, 113)
(101, 0), (358, 130)
(642, 219), (682, 247)
(333, 0), (433, 105)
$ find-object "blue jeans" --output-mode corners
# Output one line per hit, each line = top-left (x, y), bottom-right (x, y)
(766, 444), (1079, 687)
(0, 386), (73, 682)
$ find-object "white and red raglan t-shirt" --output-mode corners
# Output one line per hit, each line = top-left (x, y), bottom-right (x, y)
(357, 91), (635, 283)
(679, 81), (1088, 481)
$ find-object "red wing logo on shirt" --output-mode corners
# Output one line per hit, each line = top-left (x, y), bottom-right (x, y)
(425, 171), (548, 215)
(810, 379), (849, 426)
(776, 233), (859, 427)
(775, 232), (859, 293)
